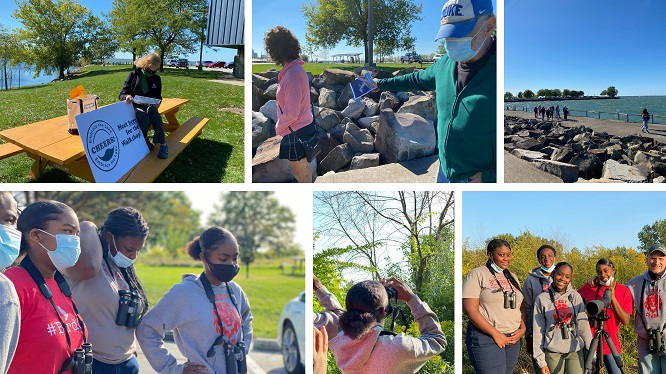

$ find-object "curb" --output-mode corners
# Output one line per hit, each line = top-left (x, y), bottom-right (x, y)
(164, 331), (280, 352)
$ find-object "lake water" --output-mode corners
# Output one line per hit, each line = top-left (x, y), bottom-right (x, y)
(0, 64), (80, 89)
(505, 96), (666, 125)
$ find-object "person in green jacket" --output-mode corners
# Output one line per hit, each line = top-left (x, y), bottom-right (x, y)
(375, 0), (496, 183)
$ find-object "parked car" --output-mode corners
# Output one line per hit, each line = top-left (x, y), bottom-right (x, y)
(202, 60), (214, 68)
(176, 58), (189, 69)
(226, 62), (235, 69)
(433, 53), (443, 62)
(167, 58), (178, 67)
(210, 61), (226, 68)
(277, 292), (305, 374)
(400, 52), (422, 63)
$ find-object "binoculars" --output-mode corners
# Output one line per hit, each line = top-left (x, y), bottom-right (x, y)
(224, 341), (248, 374)
(503, 290), (516, 309)
(385, 287), (398, 300)
(648, 328), (664, 355)
(72, 343), (93, 374)
(116, 290), (141, 327)
(560, 322), (576, 340)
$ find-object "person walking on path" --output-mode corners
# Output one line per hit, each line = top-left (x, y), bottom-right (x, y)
(563, 106), (569, 120)
(556, 105), (560, 120)
(534, 106), (538, 118)
(642, 109), (651, 133)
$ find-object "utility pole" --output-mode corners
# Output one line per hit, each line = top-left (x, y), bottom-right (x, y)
(367, 0), (375, 66)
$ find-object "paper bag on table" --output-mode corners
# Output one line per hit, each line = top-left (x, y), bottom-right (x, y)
(67, 85), (98, 135)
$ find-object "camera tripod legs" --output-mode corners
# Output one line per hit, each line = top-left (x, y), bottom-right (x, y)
(583, 329), (625, 374)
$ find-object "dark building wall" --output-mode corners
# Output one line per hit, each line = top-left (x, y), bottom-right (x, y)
(207, 0), (244, 48)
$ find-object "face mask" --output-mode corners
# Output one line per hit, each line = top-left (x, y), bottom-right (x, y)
(207, 262), (240, 283)
(444, 19), (489, 62)
(541, 264), (556, 273)
(0, 225), (21, 269)
(37, 229), (81, 271)
(599, 275), (614, 286)
(490, 260), (503, 273)
(109, 234), (135, 268)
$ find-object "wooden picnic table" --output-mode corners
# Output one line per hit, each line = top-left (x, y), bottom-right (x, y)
(0, 98), (199, 182)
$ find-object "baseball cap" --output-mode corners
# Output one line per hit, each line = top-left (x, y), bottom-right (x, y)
(435, 0), (494, 41)
(648, 244), (666, 256)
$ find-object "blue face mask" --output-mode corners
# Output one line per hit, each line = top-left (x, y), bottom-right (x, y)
(37, 229), (81, 271)
(540, 264), (556, 273)
(444, 19), (489, 62)
(490, 260), (503, 273)
(0, 225), (21, 269)
(109, 234), (135, 268)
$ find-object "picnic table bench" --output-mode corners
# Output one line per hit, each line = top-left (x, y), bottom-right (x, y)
(0, 98), (208, 182)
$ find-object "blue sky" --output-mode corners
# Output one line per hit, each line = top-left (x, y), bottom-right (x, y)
(252, 0), (497, 59)
(505, 0), (666, 97)
(463, 192), (666, 251)
(0, 0), (236, 63)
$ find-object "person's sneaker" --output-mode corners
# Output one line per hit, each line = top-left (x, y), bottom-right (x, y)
(145, 137), (155, 150)
(158, 144), (168, 159)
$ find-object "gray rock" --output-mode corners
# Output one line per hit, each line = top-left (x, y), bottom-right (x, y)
(396, 92), (410, 102)
(514, 138), (544, 151)
(318, 88), (338, 110)
(379, 91), (400, 110)
(311, 77), (327, 89)
(531, 159), (579, 183)
(252, 73), (270, 87)
(362, 97), (379, 117)
(252, 85), (266, 112)
(321, 68), (356, 85)
(654, 176), (666, 183)
(510, 149), (547, 161)
(344, 123), (374, 153)
(258, 69), (279, 79)
(251, 111), (274, 149)
(318, 143), (355, 174)
(327, 122), (346, 144)
(261, 83), (278, 100)
(310, 87), (319, 104)
(634, 150), (664, 164)
(315, 108), (342, 131)
(358, 115), (380, 135)
(259, 100), (278, 123)
(570, 152), (600, 180)
(341, 99), (366, 119)
(397, 95), (437, 124)
(337, 84), (354, 109)
(602, 159), (648, 183)
(252, 136), (316, 182)
(349, 153), (380, 170)
(374, 110), (436, 163)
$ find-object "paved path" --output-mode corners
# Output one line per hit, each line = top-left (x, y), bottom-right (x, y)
(315, 155), (439, 183)
(503, 150), (563, 183)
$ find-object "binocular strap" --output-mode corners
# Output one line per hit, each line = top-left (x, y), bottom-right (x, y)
(200, 273), (245, 348)
(547, 289), (576, 330)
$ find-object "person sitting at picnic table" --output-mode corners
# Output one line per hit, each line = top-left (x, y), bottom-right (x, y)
(118, 52), (168, 159)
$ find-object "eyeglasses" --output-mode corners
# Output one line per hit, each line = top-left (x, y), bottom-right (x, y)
(207, 335), (225, 357)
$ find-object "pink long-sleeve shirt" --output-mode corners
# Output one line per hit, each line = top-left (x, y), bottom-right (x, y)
(275, 59), (313, 136)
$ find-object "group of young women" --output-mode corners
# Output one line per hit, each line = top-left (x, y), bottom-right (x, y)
(0, 194), (252, 374)
(463, 238), (664, 374)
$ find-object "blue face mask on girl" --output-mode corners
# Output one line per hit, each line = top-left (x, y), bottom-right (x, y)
(37, 229), (81, 271)
(0, 225), (21, 269)
(444, 18), (489, 62)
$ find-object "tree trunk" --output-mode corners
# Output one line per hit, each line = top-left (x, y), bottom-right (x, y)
(3, 62), (7, 90)
(245, 262), (250, 278)
(59, 66), (65, 80)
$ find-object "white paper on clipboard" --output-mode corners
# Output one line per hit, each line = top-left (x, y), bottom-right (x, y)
(350, 72), (375, 100)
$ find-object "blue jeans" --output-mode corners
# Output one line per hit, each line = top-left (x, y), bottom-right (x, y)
(135, 105), (165, 145)
(638, 336), (666, 374)
(642, 120), (649, 132)
(466, 323), (521, 374)
(436, 164), (472, 183)
(92, 357), (140, 374)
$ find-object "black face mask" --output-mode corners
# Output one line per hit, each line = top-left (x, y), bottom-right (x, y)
(207, 262), (240, 283)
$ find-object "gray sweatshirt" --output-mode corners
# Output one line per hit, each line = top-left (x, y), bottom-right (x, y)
(136, 275), (253, 374)
(329, 295), (446, 374)
(313, 286), (344, 341)
(533, 287), (592, 369)
(522, 267), (553, 335)
(626, 271), (666, 340)
(0, 274), (19, 374)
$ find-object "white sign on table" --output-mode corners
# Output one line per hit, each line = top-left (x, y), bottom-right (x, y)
(75, 102), (149, 182)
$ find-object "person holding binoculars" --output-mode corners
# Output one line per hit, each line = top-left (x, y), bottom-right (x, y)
(626, 244), (666, 374)
(63, 207), (150, 374)
(462, 238), (525, 374)
(328, 277), (446, 373)
(4, 201), (90, 374)
(137, 226), (253, 374)
(578, 258), (633, 374)
(533, 262), (592, 374)
(0, 192), (20, 374)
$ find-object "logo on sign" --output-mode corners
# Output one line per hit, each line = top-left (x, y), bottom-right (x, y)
(86, 120), (119, 171)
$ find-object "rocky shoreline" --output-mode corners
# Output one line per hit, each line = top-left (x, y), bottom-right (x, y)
(252, 66), (438, 182)
(505, 115), (666, 183)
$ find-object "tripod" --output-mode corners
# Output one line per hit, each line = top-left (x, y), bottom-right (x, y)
(583, 312), (625, 374)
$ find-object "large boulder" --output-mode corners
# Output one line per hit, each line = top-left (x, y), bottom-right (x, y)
(532, 159), (579, 183)
(397, 95), (437, 124)
(374, 110), (436, 163)
(259, 100), (278, 123)
(252, 73), (270, 87)
(602, 159), (649, 183)
(262, 83), (278, 100)
(252, 85), (266, 112)
(318, 88), (338, 110)
(358, 115), (380, 134)
(379, 91), (400, 110)
(343, 123), (374, 153)
(362, 96), (379, 117)
(321, 68), (356, 85)
(349, 153), (380, 170)
(252, 136), (316, 182)
(336, 84), (354, 109)
(570, 152), (600, 180)
(315, 108), (342, 131)
(318, 143), (355, 174)
(251, 111), (274, 149)
(341, 99), (366, 119)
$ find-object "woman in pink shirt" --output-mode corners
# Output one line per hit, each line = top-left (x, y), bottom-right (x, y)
(264, 26), (316, 183)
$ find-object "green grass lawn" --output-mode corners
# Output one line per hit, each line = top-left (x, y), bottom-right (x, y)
(0, 65), (244, 182)
(134, 259), (305, 339)
(253, 61), (433, 75)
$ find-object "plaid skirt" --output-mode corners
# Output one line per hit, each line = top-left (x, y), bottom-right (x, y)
(279, 123), (316, 161)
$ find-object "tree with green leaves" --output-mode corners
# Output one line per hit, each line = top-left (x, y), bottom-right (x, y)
(523, 89), (535, 99)
(505, 92), (514, 99)
(638, 219), (666, 252)
(606, 85), (618, 98)
(80, 15), (119, 65)
(0, 24), (26, 90)
(517, 91), (523, 99)
(302, 0), (422, 64)
(13, 0), (93, 80)
(109, 0), (207, 71)
(437, 39), (446, 54)
(208, 192), (297, 277)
